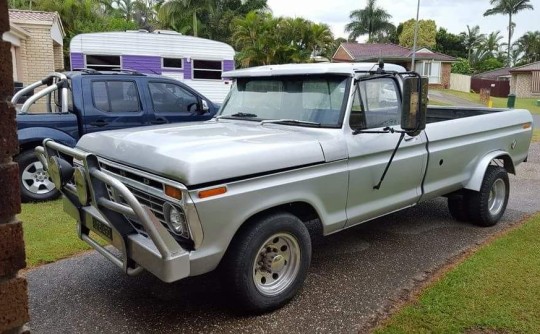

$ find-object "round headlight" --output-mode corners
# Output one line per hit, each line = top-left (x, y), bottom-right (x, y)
(74, 167), (89, 205)
(163, 203), (188, 238)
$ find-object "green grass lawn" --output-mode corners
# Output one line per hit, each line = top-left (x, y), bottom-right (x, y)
(376, 213), (540, 334)
(533, 129), (540, 143)
(436, 89), (540, 115)
(19, 199), (93, 267)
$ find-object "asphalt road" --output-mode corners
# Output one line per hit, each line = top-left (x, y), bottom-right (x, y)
(26, 143), (539, 334)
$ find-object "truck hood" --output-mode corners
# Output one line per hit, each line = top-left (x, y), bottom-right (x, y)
(77, 121), (326, 186)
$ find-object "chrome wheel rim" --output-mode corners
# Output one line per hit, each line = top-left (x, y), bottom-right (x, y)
(252, 233), (301, 297)
(21, 160), (55, 195)
(488, 179), (506, 216)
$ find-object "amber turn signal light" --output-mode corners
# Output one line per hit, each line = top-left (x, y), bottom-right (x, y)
(198, 186), (227, 199)
(164, 185), (182, 200)
(523, 122), (532, 129)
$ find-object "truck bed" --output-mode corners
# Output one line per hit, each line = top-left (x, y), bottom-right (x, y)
(426, 106), (509, 123)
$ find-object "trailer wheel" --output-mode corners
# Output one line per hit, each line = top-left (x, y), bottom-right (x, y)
(16, 150), (60, 202)
(221, 212), (311, 313)
(466, 166), (509, 227)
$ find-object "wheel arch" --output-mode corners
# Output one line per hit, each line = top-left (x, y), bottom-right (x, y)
(464, 150), (515, 192)
(235, 201), (324, 242)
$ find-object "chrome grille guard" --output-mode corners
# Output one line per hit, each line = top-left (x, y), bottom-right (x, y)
(35, 139), (190, 282)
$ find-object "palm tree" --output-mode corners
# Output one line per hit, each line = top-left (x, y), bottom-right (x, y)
(483, 0), (534, 66)
(482, 31), (503, 57)
(515, 31), (540, 64)
(158, 0), (216, 37)
(461, 25), (485, 62)
(345, 0), (393, 42)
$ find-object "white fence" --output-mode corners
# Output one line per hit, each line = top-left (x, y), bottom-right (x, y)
(450, 73), (471, 93)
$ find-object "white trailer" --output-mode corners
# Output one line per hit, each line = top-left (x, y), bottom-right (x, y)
(69, 30), (235, 103)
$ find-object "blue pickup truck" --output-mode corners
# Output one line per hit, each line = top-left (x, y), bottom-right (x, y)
(14, 70), (219, 202)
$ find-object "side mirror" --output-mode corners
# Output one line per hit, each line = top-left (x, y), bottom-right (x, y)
(201, 100), (210, 112)
(401, 76), (427, 136)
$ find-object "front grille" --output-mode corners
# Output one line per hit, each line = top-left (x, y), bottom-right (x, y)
(99, 159), (190, 240)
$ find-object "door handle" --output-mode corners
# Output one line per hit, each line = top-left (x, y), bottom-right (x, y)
(90, 120), (108, 127)
(151, 118), (167, 125)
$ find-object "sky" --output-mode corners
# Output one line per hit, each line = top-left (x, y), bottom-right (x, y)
(267, 0), (538, 44)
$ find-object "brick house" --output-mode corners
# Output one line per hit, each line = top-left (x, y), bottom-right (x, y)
(6, 9), (65, 86)
(509, 61), (540, 98)
(333, 43), (456, 88)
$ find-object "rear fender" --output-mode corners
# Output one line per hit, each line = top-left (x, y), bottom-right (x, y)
(464, 150), (515, 191)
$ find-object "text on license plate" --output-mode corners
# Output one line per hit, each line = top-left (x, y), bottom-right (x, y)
(92, 219), (112, 240)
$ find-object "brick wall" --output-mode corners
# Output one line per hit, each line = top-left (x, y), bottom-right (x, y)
(53, 43), (63, 71)
(332, 46), (353, 62)
(512, 73), (540, 98)
(441, 63), (451, 89)
(0, 1), (30, 333)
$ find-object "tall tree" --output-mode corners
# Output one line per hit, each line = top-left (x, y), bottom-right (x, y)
(398, 19), (436, 49)
(515, 31), (540, 64)
(461, 25), (485, 62)
(482, 30), (504, 57)
(434, 28), (467, 58)
(345, 0), (393, 42)
(483, 0), (534, 66)
(158, 0), (216, 37)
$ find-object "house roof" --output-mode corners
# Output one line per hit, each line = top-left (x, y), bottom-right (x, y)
(334, 43), (456, 62)
(472, 67), (512, 79)
(8, 9), (58, 23)
(509, 61), (540, 73)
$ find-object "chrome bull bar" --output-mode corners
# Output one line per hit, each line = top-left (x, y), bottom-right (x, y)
(36, 139), (190, 282)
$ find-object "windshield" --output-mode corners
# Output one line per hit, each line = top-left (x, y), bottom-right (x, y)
(218, 76), (349, 127)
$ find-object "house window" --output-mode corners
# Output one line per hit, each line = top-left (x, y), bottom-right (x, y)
(415, 61), (441, 84)
(86, 55), (121, 71)
(162, 58), (183, 69)
(192, 60), (222, 80)
(532, 71), (540, 93)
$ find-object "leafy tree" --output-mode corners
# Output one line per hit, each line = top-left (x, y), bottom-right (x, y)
(158, 0), (216, 37)
(398, 19), (436, 49)
(231, 12), (335, 67)
(434, 28), (466, 58)
(482, 31), (504, 57)
(514, 31), (540, 64)
(475, 57), (504, 73)
(484, 0), (534, 66)
(451, 58), (473, 75)
(345, 0), (394, 42)
(460, 25), (485, 62)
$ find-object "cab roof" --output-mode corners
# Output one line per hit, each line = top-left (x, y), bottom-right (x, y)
(223, 62), (407, 78)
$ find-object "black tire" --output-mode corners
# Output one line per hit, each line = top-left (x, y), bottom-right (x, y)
(15, 150), (60, 202)
(466, 166), (509, 227)
(221, 212), (312, 313)
(447, 194), (472, 222)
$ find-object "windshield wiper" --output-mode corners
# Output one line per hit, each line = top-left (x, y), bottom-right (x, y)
(260, 119), (321, 127)
(216, 112), (258, 120)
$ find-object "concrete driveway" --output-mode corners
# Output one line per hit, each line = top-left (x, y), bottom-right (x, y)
(25, 143), (540, 334)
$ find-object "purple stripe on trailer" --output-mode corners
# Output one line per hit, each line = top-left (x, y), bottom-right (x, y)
(183, 58), (192, 80)
(122, 55), (162, 74)
(223, 60), (235, 72)
(70, 53), (84, 70)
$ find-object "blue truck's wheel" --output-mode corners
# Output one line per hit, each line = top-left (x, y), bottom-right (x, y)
(16, 150), (60, 202)
(221, 212), (312, 313)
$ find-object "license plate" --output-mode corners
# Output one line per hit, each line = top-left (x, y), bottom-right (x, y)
(92, 219), (112, 241)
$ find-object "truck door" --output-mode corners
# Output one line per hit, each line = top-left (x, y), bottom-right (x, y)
(345, 77), (428, 227)
(146, 81), (209, 124)
(82, 78), (148, 133)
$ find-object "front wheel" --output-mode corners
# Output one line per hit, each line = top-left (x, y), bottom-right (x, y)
(221, 212), (312, 313)
(15, 150), (60, 202)
(467, 166), (509, 227)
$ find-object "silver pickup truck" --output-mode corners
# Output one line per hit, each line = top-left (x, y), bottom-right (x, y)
(37, 62), (533, 313)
